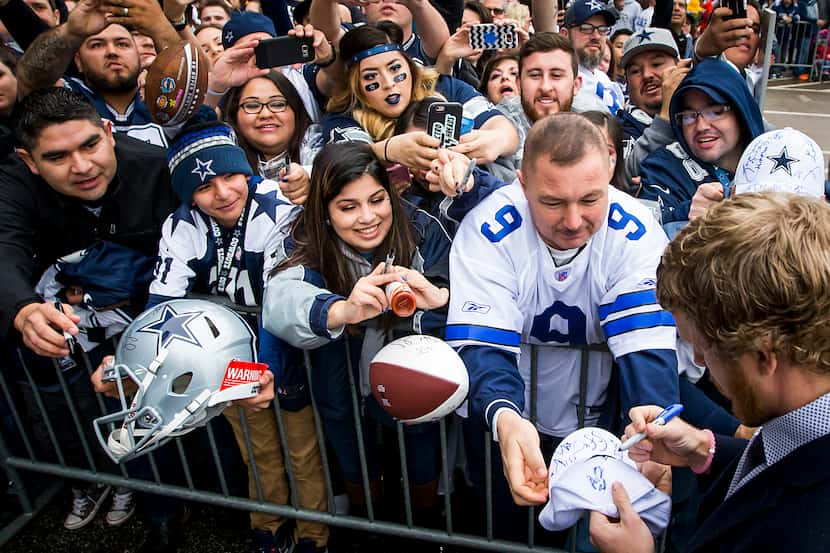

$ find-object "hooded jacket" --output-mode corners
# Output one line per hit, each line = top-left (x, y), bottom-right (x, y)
(638, 59), (765, 224)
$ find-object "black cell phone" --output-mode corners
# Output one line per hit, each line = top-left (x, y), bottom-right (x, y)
(426, 102), (464, 148)
(723, 0), (747, 19)
(254, 36), (315, 69)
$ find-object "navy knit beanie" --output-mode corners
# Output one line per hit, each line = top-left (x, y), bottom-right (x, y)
(222, 12), (276, 49)
(167, 107), (252, 204)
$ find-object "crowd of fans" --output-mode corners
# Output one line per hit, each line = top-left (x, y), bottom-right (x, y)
(0, 0), (829, 552)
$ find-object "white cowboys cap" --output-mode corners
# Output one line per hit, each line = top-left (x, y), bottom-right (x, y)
(734, 128), (826, 199)
(539, 427), (671, 534)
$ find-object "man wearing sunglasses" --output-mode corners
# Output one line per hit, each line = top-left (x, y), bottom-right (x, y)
(483, 0), (506, 20)
(638, 58), (764, 232)
(561, 0), (625, 114)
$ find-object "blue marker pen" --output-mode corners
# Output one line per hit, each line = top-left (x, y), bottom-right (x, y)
(618, 403), (684, 451)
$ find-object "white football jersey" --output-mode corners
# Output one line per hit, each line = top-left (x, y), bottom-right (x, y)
(149, 178), (300, 307)
(446, 182), (676, 436)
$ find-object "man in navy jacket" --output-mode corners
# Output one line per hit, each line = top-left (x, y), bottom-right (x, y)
(638, 58), (764, 229)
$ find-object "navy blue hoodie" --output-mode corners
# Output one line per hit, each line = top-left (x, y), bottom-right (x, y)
(638, 59), (765, 223)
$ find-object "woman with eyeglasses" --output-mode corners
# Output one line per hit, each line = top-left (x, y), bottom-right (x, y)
(225, 70), (322, 206)
(322, 23), (519, 176)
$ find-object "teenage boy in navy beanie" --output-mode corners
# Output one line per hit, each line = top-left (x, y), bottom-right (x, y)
(102, 107), (330, 553)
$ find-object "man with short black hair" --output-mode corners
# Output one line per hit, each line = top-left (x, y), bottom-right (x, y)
(616, 27), (689, 181)
(0, 86), (176, 537)
(199, 0), (232, 26)
(16, 0), (180, 147)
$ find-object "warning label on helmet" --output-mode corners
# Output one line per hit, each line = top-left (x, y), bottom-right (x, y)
(221, 360), (268, 390)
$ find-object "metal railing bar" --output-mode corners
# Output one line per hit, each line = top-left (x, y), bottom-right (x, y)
(174, 437), (195, 490)
(271, 397), (300, 509)
(396, 421), (413, 527)
(438, 417), (453, 535)
(303, 350), (336, 514)
(528, 344), (539, 547)
(237, 407), (265, 503)
(485, 430), (493, 541)
(343, 336), (374, 521)
(0, 369), (36, 460)
(6, 456), (569, 553)
(18, 351), (65, 466)
(53, 360), (97, 472)
(147, 450), (162, 484)
(0, 480), (61, 548)
(79, 350), (131, 478)
(204, 421), (230, 496)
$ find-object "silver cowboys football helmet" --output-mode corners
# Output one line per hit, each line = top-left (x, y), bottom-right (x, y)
(93, 299), (260, 463)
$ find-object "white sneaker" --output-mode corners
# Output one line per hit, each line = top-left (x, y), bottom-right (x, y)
(105, 487), (135, 527)
(64, 484), (111, 530)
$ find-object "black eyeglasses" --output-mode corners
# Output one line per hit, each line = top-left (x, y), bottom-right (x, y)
(572, 22), (611, 35)
(674, 104), (732, 127)
(489, 7), (505, 15)
(240, 99), (288, 115)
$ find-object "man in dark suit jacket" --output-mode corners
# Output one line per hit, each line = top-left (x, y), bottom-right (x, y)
(588, 192), (830, 553)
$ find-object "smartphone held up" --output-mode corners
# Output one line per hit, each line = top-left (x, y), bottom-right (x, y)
(255, 36), (315, 69)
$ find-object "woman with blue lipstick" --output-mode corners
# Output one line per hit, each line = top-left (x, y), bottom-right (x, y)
(321, 24), (519, 177)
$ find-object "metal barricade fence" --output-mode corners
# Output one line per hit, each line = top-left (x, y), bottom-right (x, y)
(0, 297), (625, 553)
(770, 19), (820, 78)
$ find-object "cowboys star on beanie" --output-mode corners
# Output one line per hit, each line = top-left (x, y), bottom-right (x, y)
(167, 107), (252, 204)
(222, 12), (276, 49)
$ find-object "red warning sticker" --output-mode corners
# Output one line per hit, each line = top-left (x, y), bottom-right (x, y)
(221, 360), (268, 390)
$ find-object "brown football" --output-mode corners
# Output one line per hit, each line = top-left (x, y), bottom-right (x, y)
(370, 335), (469, 424)
(144, 41), (209, 127)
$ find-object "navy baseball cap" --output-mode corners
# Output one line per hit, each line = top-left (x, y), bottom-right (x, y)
(564, 0), (618, 27)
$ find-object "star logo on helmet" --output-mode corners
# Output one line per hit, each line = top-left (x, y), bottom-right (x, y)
(586, 0), (604, 11)
(192, 158), (216, 182)
(137, 304), (202, 350)
(636, 29), (654, 43)
(766, 146), (798, 176)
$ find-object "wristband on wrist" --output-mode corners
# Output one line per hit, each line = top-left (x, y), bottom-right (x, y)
(690, 429), (716, 474)
(206, 88), (228, 98)
(384, 136), (394, 162)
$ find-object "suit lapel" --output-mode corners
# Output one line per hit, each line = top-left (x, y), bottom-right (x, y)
(687, 434), (830, 552)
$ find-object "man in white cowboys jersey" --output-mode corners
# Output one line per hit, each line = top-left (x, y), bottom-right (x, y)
(446, 113), (679, 537)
